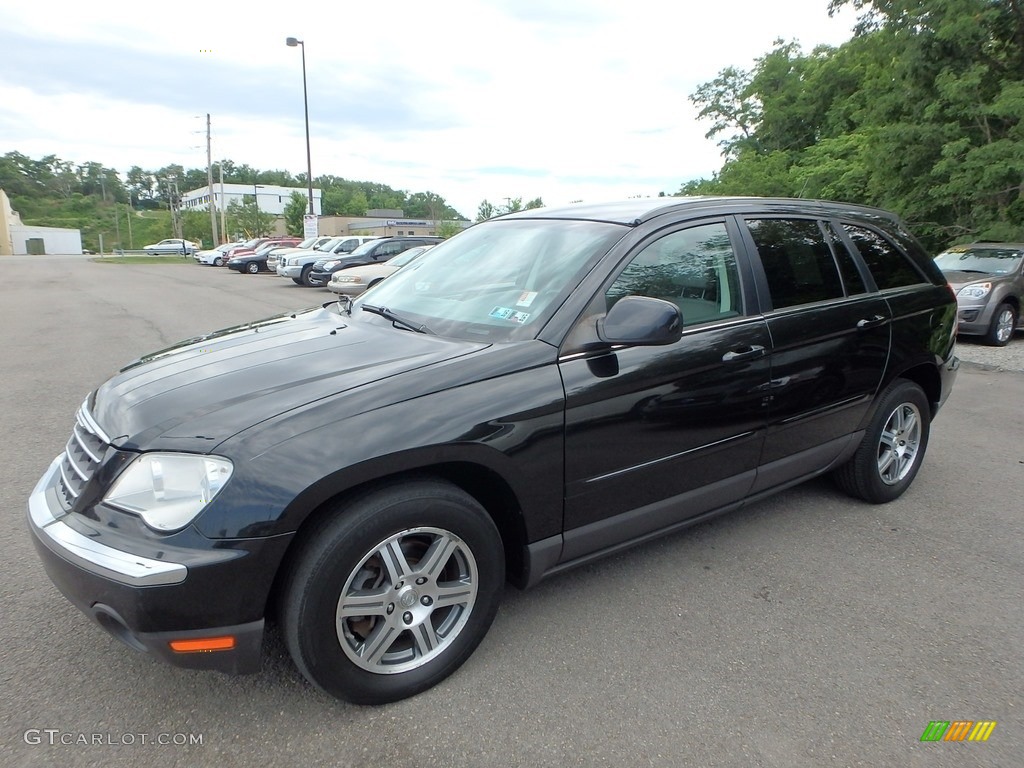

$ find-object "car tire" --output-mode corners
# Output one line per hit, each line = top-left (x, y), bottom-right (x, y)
(984, 303), (1017, 346)
(833, 378), (931, 504)
(213, 257), (224, 267)
(291, 277), (304, 285)
(300, 266), (315, 287)
(246, 262), (260, 274)
(280, 478), (504, 705)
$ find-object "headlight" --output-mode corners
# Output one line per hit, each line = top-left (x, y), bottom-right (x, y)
(322, 260), (340, 270)
(104, 454), (233, 532)
(335, 275), (361, 283)
(957, 282), (991, 300)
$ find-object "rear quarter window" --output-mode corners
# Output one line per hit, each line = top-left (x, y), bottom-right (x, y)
(841, 225), (926, 289)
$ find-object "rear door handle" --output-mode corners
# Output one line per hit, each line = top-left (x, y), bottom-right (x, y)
(857, 315), (887, 330)
(722, 344), (766, 363)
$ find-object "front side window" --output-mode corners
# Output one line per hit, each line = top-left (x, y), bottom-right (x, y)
(605, 222), (742, 327)
(747, 219), (843, 310)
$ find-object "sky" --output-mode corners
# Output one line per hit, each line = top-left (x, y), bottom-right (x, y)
(0, 0), (858, 219)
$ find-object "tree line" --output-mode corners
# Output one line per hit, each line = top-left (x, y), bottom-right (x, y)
(0, 153), (468, 221)
(684, 0), (1024, 251)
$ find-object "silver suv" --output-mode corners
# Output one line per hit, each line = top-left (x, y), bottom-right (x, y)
(935, 243), (1023, 346)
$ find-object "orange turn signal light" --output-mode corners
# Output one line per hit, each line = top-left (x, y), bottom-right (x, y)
(169, 636), (236, 653)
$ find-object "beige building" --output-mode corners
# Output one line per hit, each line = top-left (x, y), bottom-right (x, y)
(317, 209), (470, 237)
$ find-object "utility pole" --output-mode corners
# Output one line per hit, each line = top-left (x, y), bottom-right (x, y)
(219, 163), (226, 242)
(206, 113), (219, 246)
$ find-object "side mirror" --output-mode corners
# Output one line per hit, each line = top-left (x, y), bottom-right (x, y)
(597, 296), (682, 346)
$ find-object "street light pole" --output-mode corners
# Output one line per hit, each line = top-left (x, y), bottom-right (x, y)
(252, 183), (265, 236)
(286, 37), (314, 217)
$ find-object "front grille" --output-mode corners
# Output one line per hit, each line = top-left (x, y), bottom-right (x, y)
(58, 401), (111, 508)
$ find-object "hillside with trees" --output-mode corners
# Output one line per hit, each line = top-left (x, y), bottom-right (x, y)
(683, 0), (1023, 250)
(0, 153), (468, 251)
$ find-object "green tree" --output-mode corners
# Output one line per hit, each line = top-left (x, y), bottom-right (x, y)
(284, 192), (308, 236)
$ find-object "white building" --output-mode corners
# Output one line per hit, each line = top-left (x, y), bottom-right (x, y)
(181, 184), (322, 216)
(1, 189), (84, 255)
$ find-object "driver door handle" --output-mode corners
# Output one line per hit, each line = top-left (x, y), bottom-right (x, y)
(857, 315), (887, 330)
(722, 344), (766, 363)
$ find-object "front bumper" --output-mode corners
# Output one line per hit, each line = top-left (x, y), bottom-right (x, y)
(278, 265), (302, 278)
(955, 300), (996, 336)
(27, 456), (290, 674)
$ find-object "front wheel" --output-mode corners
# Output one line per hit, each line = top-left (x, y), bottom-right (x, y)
(281, 479), (504, 704)
(833, 379), (931, 504)
(246, 261), (260, 274)
(213, 257), (223, 267)
(300, 265), (315, 286)
(985, 303), (1017, 346)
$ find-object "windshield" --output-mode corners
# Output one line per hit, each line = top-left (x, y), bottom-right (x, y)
(241, 238), (262, 249)
(349, 239), (382, 257)
(353, 218), (626, 342)
(315, 237), (344, 251)
(389, 246), (430, 269)
(935, 246), (1023, 275)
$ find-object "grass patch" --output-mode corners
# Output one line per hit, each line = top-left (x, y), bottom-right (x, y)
(91, 255), (195, 264)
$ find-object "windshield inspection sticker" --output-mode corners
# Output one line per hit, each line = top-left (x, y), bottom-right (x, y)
(489, 306), (531, 323)
(516, 291), (538, 307)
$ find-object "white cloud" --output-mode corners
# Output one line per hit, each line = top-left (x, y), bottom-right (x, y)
(0, 0), (856, 218)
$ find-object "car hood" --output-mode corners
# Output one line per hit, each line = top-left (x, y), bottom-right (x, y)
(90, 305), (487, 452)
(943, 270), (1012, 291)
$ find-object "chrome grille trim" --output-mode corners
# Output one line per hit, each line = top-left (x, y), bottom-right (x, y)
(78, 398), (112, 445)
(71, 421), (103, 463)
(58, 400), (111, 507)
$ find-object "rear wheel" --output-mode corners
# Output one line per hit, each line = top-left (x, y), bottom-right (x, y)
(984, 303), (1017, 346)
(833, 379), (931, 504)
(281, 479), (504, 704)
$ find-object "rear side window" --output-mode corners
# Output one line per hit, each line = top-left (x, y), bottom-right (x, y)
(842, 225), (924, 289)
(746, 219), (844, 310)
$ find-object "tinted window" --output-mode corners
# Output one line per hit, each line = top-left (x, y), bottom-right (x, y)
(825, 224), (868, 295)
(747, 219), (843, 309)
(606, 222), (742, 327)
(842, 225), (924, 289)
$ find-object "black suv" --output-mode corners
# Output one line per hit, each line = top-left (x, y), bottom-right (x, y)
(28, 197), (957, 705)
(306, 236), (444, 286)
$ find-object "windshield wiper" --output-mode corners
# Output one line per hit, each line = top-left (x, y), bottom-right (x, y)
(361, 304), (435, 335)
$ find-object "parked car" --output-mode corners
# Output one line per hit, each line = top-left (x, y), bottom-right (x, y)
(327, 245), (434, 296)
(143, 238), (198, 255)
(226, 238), (302, 274)
(267, 236), (333, 272)
(307, 236), (444, 287)
(934, 242), (1023, 346)
(195, 242), (245, 266)
(219, 238), (271, 263)
(28, 197), (957, 707)
(221, 237), (297, 266)
(277, 236), (380, 286)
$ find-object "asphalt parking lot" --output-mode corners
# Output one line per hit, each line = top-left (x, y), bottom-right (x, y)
(1, 256), (1021, 768)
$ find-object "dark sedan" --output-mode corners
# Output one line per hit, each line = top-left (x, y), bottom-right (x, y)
(227, 239), (302, 274)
